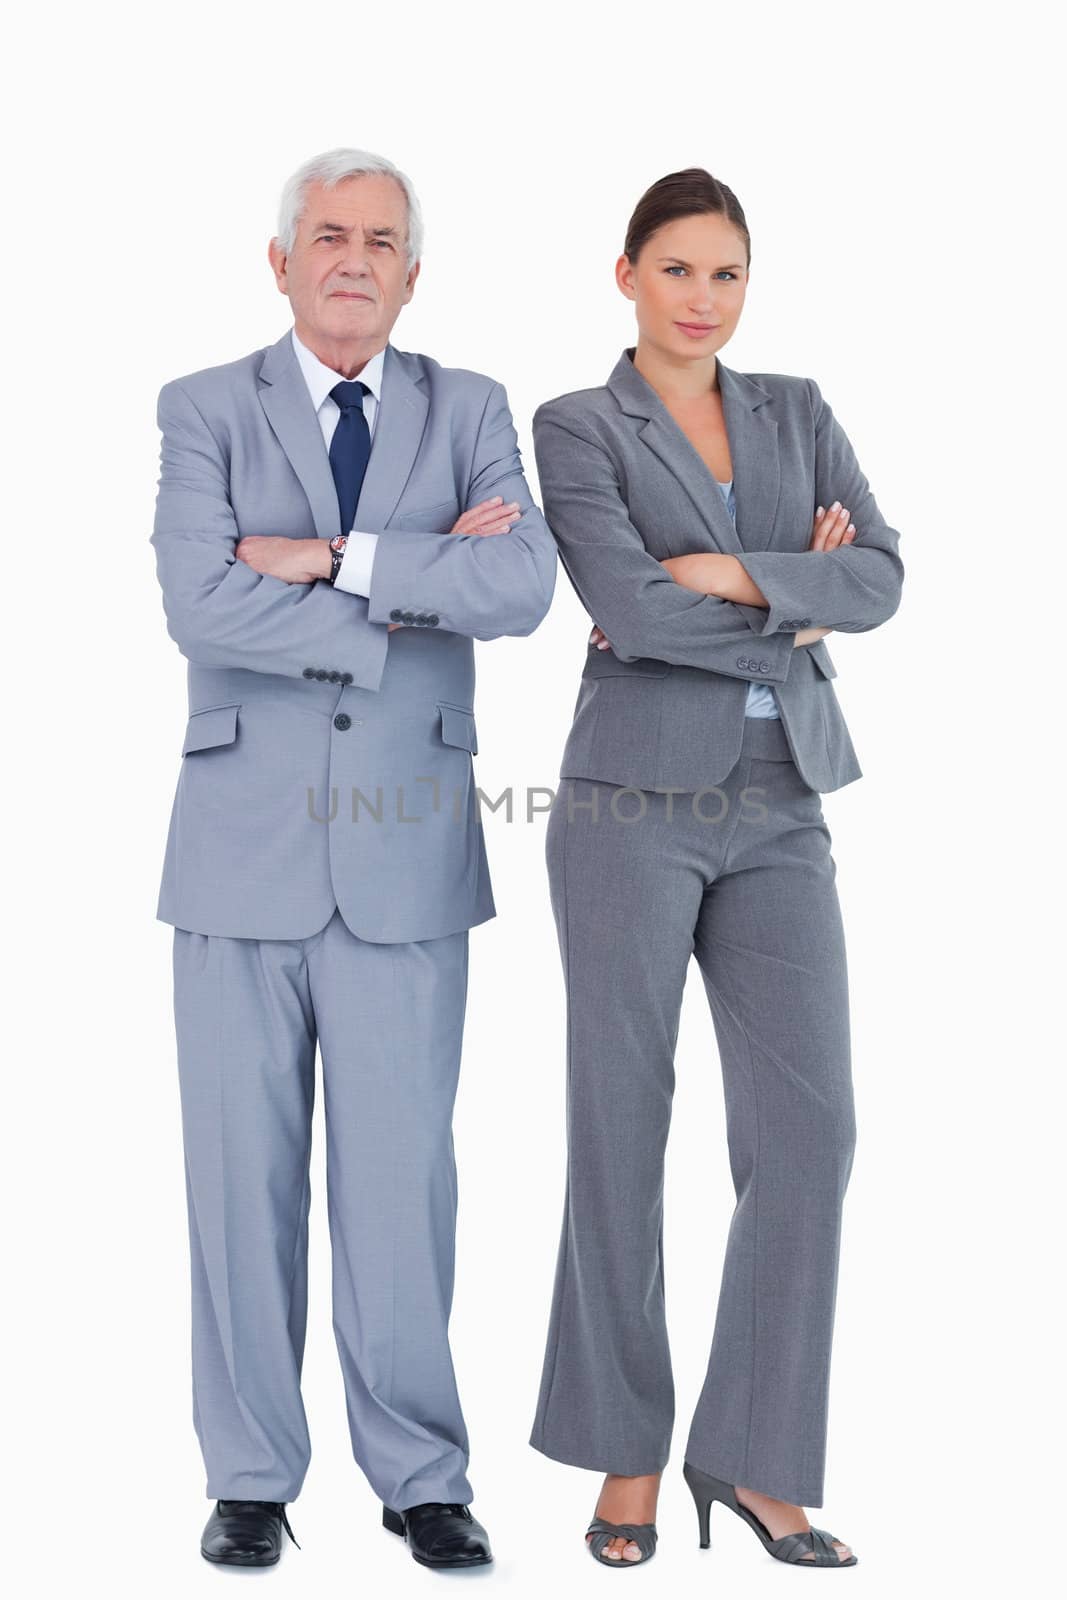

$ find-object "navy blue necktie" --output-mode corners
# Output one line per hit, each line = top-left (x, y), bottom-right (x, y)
(328, 381), (371, 536)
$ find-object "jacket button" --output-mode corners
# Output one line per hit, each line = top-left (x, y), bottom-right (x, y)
(414, 613), (428, 626)
(389, 608), (403, 621)
(339, 671), (353, 684)
(427, 614), (439, 626)
(758, 661), (770, 673)
(314, 669), (329, 680)
(302, 667), (316, 678)
(402, 611), (416, 625)
(327, 670), (341, 682)
(333, 713), (352, 731)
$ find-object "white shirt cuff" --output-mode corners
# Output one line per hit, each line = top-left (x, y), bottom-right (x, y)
(332, 530), (379, 597)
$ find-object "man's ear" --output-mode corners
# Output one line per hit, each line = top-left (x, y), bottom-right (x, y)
(267, 237), (288, 293)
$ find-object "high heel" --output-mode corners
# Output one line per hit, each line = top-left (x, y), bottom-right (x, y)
(682, 1461), (857, 1567)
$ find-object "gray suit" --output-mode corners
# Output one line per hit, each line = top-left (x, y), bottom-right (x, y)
(151, 328), (555, 1509)
(534, 348), (903, 795)
(528, 350), (903, 1507)
(154, 331), (555, 943)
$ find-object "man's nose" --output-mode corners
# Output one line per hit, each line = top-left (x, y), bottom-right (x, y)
(339, 245), (372, 275)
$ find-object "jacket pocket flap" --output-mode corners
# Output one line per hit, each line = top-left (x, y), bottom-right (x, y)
(808, 642), (837, 679)
(182, 702), (240, 755)
(391, 498), (461, 530)
(583, 648), (670, 679)
(437, 701), (478, 753)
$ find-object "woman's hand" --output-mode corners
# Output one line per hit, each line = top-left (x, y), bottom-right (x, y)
(786, 505), (853, 644)
(811, 501), (855, 551)
(588, 502), (856, 652)
(589, 621), (833, 651)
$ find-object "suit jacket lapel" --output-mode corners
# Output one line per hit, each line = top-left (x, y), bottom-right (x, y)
(350, 343), (429, 532)
(257, 334), (430, 540)
(723, 359), (780, 554)
(605, 347), (780, 556)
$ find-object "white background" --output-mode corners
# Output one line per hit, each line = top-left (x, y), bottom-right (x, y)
(5, 2), (1062, 1596)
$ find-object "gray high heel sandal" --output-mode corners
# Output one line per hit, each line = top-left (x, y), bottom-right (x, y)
(585, 1517), (658, 1568)
(683, 1462), (857, 1567)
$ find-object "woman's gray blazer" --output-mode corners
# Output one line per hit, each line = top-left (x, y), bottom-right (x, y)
(532, 348), (904, 792)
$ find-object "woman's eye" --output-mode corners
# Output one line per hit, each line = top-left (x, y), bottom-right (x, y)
(665, 267), (737, 279)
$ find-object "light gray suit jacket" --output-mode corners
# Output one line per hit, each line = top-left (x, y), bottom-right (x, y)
(532, 348), (904, 794)
(151, 329), (556, 942)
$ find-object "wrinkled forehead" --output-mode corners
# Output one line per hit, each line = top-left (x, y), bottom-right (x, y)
(299, 174), (409, 238)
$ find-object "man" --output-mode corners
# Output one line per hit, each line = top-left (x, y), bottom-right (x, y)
(151, 146), (556, 1569)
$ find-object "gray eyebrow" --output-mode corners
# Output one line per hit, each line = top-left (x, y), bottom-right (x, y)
(313, 222), (399, 237)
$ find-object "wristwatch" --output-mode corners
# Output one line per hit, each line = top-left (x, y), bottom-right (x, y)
(328, 534), (348, 585)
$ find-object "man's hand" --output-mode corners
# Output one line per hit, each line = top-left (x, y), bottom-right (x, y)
(231, 534), (426, 633)
(235, 499), (521, 632)
(385, 499), (521, 630)
(235, 536), (331, 584)
(449, 496), (522, 536)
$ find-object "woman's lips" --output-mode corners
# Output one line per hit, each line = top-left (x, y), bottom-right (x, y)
(675, 321), (720, 337)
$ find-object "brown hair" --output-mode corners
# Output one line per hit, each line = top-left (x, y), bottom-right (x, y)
(623, 167), (751, 268)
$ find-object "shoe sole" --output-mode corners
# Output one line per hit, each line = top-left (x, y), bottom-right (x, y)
(409, 1551), (493, 1569)
(201, 1548), (281, 1566)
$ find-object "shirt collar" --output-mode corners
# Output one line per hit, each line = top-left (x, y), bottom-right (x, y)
(290, 326), (386, 412)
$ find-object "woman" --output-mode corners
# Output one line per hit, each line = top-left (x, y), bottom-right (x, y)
(530, 168), (903, 1570)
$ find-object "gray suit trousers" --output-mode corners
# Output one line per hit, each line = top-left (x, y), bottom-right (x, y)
(530, 718), (856, 1508)
(171, 906), (473, 1509)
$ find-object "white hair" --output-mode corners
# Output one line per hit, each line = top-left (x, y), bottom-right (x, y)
(274, 146), (423, 270)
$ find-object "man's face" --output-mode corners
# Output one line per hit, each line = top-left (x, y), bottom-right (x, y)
(268, 174), (419, 357)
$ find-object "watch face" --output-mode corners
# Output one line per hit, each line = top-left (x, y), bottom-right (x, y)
(330, 535), (347, 553)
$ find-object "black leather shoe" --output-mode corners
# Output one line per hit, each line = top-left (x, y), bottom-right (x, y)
(383, 1501), (493, 1568)
(200, 1499), (301, 1565)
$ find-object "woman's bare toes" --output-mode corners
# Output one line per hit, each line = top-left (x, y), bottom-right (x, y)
(800, 1538), (853, 1563)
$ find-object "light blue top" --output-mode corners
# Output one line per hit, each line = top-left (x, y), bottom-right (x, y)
(716, 477), (781, 719)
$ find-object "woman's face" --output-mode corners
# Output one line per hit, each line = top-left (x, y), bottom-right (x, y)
(617, 211), (749, 364)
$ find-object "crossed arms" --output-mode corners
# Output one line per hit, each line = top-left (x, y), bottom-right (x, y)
(150, 378), (557, 694)
(532, 378), (903, 682)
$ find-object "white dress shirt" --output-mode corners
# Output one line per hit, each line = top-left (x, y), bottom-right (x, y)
(289, 325), (382, 596)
